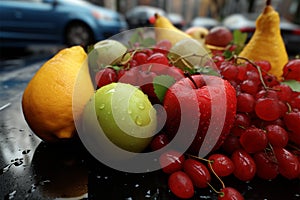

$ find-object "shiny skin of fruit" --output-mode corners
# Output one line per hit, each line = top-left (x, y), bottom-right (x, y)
(282, 59), (300, 81)
(231, 149), (256, 181)
(95, 67), (117, 88)
(183, 158), (211, 188)
(273, 147), (300, 179)
(283, 111), (300, 134)
(168, 171), (194, 199)
(218, 187), (244, 200)
(22, 46), (94, 142)
(83, 82), (157, 153)
(163, 74), (237, 155)
(239, 127), (268, 154)
(159, 150), (185, 174)
(150, 133), (170, 151)
(205, 26), (233, 47)
(253, 151), (279, 180)
(265, 125), (288, 148)
(208, 154), (235, 177)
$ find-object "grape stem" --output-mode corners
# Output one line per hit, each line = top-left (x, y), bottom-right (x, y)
(233, 55), (269, 90)
(186, 154), (225, 189)
(170, 52), (210, 69)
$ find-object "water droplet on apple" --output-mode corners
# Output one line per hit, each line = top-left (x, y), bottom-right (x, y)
(99, 104), (105, 110)
(138, 102), (145, 110)
(135, 116), (143, 126)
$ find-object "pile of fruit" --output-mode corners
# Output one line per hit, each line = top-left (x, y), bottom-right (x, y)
(21, 0), (300, 199)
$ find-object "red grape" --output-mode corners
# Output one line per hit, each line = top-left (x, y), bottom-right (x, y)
(168, 171), (194, 199)
(183, 158), (211, 188)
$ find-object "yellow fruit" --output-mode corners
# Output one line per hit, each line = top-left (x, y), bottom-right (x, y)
(238, 0), (288, 79)
(185, 26), (209, 45)
(22, 46), (94, 142)
(152, 13), (191, 45)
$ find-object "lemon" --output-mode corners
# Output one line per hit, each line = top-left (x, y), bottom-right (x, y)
(22, 46), (94, 142)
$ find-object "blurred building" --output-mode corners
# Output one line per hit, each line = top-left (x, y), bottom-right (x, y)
(88, 0), (300, 25)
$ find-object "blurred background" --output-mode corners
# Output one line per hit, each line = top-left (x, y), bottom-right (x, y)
(0, 0), (299, 62)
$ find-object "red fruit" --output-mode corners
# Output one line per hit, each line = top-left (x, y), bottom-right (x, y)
(253, 151), (279, 180)
(239, 127), (268, 153)
(221, 63), (238, 80)
(218, 187), (244, 200)
(155, 39), (172, 53)
(231, 149), (256, 181)
(133, 52), (148, 65)
(273, 147), (300, 179)
(255, 98), (281, 121)
(208, 154), (235, 177)
(288, 130), (300, 146)
(273, 84), (293, 102)
(212, 55), (225, 69)
(146, 52), (169, 66)
(183, 158), (211, 188)
(150, 133), (170, 151)
(205, 26), (233, 47)
(282, 59), (300, 81)
(240, 79), (259, 95)
(95, 67), (117, 88)
(290, 92), (300, 110)
(159, 150), (185, 174)
(237, 93), (255, 113)
(168, 171), (194, 199)
(221, 135), (242, 154)
(255, 60), (271, 73)
(283, 111), (300, 133)
(234, 113), (251, 129)
(265, 125), (288, 148)
(163, 74), (237, 155)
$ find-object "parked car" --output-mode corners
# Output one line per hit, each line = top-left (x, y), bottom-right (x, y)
(125, 6), (184, 29)
(189, 17), (220, 30)
(166, 13), (185, 29)
(0, 0), (128, 47)
(222, 13), (300, 54)
(125, 6), (165, 29)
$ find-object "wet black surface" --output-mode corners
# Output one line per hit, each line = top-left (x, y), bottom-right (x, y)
(1, 50), (300, 200)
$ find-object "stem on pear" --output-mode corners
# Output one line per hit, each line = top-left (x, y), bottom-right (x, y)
(266, 0), (271, 6)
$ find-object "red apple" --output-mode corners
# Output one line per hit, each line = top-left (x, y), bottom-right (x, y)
(163, 74), (237, 155)
(205, 26), (233, 47)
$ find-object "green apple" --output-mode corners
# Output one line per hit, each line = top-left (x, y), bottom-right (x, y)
(83, 82), (157, 153)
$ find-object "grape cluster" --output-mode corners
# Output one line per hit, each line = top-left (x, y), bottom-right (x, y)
(94, 40), (184, 104)
(214, 55), (300, 181)
(92, 38), (300, 199)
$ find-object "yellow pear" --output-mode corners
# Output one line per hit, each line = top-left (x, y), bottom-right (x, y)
(152, 13), (191, 45)
(238, 0), (288, 79)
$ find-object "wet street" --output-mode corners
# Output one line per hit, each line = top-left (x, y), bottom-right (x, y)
(1, 47), (300, 200)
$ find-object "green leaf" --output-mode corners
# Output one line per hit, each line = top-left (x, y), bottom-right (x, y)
(231, 30), (248, 55)
(128, 29), (142, 47)
(141, 37), (156, 47)
(233, 30), (247, 46)
(194, 66), (220, 76)
(281, 80), (300, 92)
(153, 75), (176, 103)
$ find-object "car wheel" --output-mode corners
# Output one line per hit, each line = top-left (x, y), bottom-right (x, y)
(65, 22), (94, 47)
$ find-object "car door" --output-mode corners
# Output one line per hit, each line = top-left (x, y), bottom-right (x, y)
(0, 0), (64, 44)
